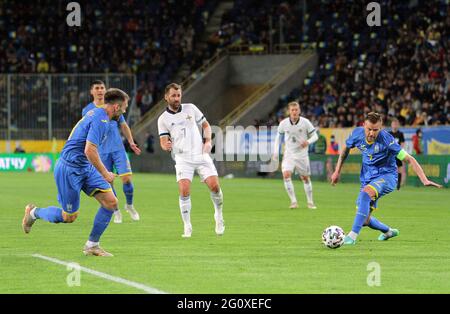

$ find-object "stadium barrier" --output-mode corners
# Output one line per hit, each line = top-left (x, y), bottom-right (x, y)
(215, 155), (449, 188)
(1, 153), (448, 188)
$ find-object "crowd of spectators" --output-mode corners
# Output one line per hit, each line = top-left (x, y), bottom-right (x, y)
(208, 0), (303, 53)
(1, 0), (449, 132)
(251, 0), (449, 128)
(0, 0), (218, 119)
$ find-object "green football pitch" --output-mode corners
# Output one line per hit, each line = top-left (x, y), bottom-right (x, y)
(1, 172), (449, 294)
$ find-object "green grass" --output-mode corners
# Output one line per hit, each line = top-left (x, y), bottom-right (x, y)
(1, 172), (449, 293)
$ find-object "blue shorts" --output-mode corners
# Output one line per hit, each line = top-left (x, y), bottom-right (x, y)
(356, 173), (397, 210)
(54, 159), (112, 215)
(100, 150), (132, 176)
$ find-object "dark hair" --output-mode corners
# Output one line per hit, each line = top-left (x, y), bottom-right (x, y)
(165, 83), (181, 95)
(365, 112), (382, 124)
(104, 88), (129, 105)
(90, 80), (105, 89)
(416, 128), (422, 135)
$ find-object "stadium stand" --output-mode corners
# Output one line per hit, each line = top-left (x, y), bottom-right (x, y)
(0, 0), (218, 117)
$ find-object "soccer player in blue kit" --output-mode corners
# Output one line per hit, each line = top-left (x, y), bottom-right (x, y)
(22, 88), (131, 256)
(331, 112), (442, 245)
(83, 80), (141, 223)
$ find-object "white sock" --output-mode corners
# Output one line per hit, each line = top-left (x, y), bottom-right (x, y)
(303, 181), (314, 204)
(210, 189), (223, 219)
(348, 231), (358, 241)
(85, 240), (99, 248)
(179, 196), (191, 226)
(30, 208), (37, 220)
(284, 179), (297, 203)
(385, 228), (393, 237)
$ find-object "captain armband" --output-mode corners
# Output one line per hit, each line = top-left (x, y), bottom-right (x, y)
(396, 149), (408, 161)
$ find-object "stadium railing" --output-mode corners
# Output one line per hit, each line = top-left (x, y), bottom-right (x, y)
(0, 73), (136, 144)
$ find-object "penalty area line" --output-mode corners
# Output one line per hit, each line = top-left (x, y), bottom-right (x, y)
(32, 253), (168, 294)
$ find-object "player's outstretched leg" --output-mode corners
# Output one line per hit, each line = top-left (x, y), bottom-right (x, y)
(83, 192), (117, 256)
(22, 204), (66, 233)
(122, 176), (140, 221)
(301, 176), (316, 209)
(366, 216), (400, 241)
(344, 188), (374, 245)
(283, 172), (297, 209)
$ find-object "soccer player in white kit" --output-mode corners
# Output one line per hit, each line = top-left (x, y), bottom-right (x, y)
(273, 102), (318, 209)
(158, 83), (225, 238)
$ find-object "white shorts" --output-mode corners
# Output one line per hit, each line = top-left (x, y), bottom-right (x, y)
(281, 155), (311, 176)
(175, 154), (218, 182)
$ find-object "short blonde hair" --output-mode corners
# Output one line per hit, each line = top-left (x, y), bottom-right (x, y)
(288, 101), (300, 109)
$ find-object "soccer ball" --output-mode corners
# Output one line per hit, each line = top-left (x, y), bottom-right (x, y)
(322, 226), (345, 249)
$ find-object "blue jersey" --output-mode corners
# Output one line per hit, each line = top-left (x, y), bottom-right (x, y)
(345, 127), (402, 184)
(82, 102), (126, 154)
(61, 107), (110, 167)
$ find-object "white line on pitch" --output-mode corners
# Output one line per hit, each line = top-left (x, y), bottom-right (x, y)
(32, 254), (168, 294)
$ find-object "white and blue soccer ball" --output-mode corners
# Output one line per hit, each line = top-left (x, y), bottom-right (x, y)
(322, 226), (345, 249)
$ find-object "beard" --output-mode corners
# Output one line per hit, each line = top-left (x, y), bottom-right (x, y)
(169, 101), (180, 110)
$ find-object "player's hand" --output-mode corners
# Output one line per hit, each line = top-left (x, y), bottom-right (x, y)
(300, 141), (309, 148)
(130, 142), (141, 155)
(203, 141), (212, 154)
(330, 171), (340, 186)
(423, 179), (443, 188)
(163, 140), (172, 152)
(103, 171), (116, 183)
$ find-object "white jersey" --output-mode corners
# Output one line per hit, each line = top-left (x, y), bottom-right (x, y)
(277, 117), (316, 158)
(158, 103), (206, 160)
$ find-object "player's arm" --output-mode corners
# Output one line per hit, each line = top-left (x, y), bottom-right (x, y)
(85, 141), (115, 183)
(160, 135), (172, 151)
(158, 117), (172, 152)
(301, 130), (318, 148)
(331, 144), (351, 185)
(120, 120), (141, 155)
(201, 120), (212, 153)
(398, 150), (442, 188)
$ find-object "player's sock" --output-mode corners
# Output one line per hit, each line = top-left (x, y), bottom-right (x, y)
(303, 181), (314, 204)
(33, 206), (64, 223)
(283, 178), (297, 204)
(85, 240), (99, 248)
(351, 191), (372, 238)
(397, 173), (402, 190)
(88, 207), (113, 242)
(179, 195), (191, 226)
(210, 189), (223, 218)
(123, 182), (134, 205)
(367, 217), (389, 233)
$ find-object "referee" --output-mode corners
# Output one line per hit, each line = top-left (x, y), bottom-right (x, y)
(389, 118), (406, 190)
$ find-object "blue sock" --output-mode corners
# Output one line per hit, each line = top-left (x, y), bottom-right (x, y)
(351, 191), (371, 234)
(88, 207), (114, 242)
(34, 206), (64, 223)
(123, 182), (134, 205)
(367, 217), (390, 233)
